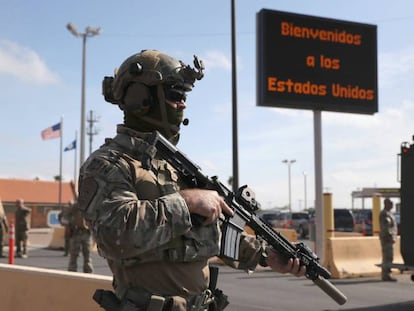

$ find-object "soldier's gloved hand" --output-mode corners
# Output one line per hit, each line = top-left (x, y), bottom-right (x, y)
(180, 189), (234, 225)
(265, 247), (306, 277)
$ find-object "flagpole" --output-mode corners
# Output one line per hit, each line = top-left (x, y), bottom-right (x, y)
(59, 117), (63, 210)
(74, 131), (78, 184)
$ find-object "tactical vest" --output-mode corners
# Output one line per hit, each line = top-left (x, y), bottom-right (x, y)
(379, 209), (397, 240)
(79, 127), (220, 265)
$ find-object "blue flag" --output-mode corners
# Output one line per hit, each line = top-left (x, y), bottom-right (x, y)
(64, 139), (77, 152)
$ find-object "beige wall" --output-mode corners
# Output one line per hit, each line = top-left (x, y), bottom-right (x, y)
(0, 264), (112, 311)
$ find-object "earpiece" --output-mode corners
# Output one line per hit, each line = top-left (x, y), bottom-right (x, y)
(102, 76), (116, 104)
(121, 83), (154, 113)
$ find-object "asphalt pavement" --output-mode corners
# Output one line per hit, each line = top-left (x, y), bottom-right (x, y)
(2, 229), (414, 311)
(0, 228), (111, 275)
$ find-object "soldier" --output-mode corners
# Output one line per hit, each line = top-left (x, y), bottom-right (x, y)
(78, 50), (305, 311)
(58, 201), (73, 256)
(379, 198), (397, 281)
(14, 198), (31, 258)
(67, 201), (93, 273)
(0, 198), (9, 258)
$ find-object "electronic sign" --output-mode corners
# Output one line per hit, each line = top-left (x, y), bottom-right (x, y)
(257, 9), (378, 114)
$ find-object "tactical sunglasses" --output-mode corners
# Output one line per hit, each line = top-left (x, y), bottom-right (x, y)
(164, 86), (187, 102)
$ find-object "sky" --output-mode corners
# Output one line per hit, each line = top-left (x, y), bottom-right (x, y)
(1, 0), (414, 211)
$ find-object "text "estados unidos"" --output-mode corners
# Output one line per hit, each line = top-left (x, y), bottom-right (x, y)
(267, 77), (375, 101)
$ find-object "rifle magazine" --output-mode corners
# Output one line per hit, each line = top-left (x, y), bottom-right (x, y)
(220, 220), (243, 261)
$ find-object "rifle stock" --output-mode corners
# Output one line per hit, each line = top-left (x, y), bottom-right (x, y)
(70, 181), (79, 201)
(150, 131), (347, 305)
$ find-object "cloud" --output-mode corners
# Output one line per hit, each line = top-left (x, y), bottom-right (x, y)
(379, 45), (414, 88)
(230, 94), (414, 207)
(202, 50), (232, 71)
(0, 40), (59, 84)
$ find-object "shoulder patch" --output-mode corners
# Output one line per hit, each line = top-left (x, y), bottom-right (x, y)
(78, 176), (98, 213)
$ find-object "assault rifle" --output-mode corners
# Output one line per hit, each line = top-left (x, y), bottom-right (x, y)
(149, 131), (347, 305)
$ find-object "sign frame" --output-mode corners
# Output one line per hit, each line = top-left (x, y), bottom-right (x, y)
(257, 9), (378, 114)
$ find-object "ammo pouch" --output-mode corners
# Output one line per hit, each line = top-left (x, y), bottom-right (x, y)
(93, 289), (166, 311)
(93, 267), (229, 311)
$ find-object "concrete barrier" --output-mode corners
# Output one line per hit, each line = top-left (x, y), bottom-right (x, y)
(0, 263), (112, 311)
(323, 236), (403, 279)
(48, 227), (65, 249)
(48, 227), (98, 251)
(276, 228), (298, 242)
(333, 231), (363, 237)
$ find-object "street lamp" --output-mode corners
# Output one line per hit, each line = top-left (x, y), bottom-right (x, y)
(282, 159), (296, 215)
(66, 23), (101, 166)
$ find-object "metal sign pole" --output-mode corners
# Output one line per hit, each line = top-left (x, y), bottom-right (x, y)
(313, 110), (324, 261)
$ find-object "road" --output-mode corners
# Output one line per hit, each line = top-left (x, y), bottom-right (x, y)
(1, 229), (413, 310)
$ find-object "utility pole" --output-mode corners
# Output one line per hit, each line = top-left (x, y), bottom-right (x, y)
(282, 159), (296, 215)
(87, 110), (99, 155)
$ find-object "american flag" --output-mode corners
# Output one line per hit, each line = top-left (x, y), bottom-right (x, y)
(41, 122), (61, 140)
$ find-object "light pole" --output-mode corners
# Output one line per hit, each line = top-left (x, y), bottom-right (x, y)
(66, 23), (101, 165)
(282, 159), (296, 215)
(303, 171), (308, 210)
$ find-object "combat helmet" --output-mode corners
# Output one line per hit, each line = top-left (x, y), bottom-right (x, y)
(102, 50), (204, 141)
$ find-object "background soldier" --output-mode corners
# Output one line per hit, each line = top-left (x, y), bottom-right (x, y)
(78, 50), (304, 311)
(0, 198), (9, 258)
(58, 201), (73, 256)
(14, 198), (30, 258)
(379, 198), (397, 281)
(67, 201), (93, 273)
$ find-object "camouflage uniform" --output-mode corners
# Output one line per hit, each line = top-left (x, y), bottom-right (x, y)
(379, 199), (397, 281)
(78, 125), (265, 311)
(67, 202), (94, 273)
(58, 205), (72, 256)
(15, 200), (31, 258)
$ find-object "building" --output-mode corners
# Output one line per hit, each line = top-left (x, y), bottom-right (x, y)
(351, 187), (400, 211)
(0, 178), (75, 228)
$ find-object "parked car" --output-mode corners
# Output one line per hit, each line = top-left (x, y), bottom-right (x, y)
(353, 209), (373, 236)
(258, 211), (310, 238)
(334, 208), (355, 232)
(273, 212), (291, 229)
(290, 212), (310, 238)
(257, 211), (281, 227)
(257, 211), (289, 229)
